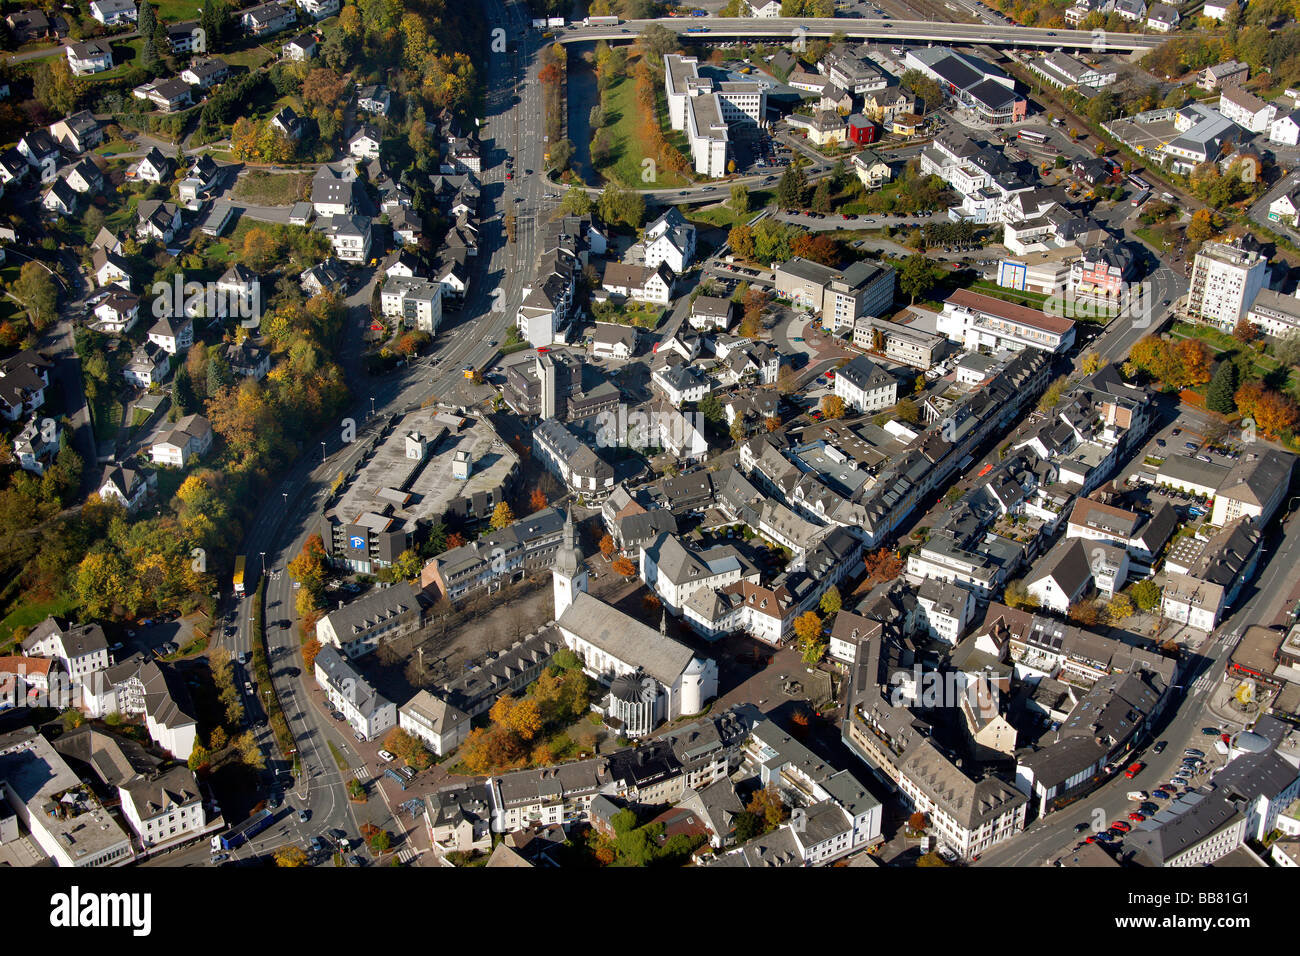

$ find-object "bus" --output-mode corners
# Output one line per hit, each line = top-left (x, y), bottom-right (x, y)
(1017, 129), (1048, 145)
(685, 24), (709, 32)
(234, 555), (246, 597)
(1130, 188), (1150, 207)
(1127, 174), (1150, 191)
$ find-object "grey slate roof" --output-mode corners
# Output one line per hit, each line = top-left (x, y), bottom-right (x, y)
(556, 591), (696, 686)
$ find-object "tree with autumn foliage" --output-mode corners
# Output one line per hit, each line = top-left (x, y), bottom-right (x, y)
(611, 556), (637, 577)
(1233, 318), (1262, 344)
(446, 532), (466, 549)
(302, 639), (322, 674)
(821, 394), (846, 420)
(288, 533), (328, 602)
(862, 547), (903, 586)
(1236, 381), (1299, 436)
(746, 784), (789, 832)
(599, 534), (616, 559)
(794, 610), (822, 645)
(490, 501), (515, 531)
(530, 487), (547, 511)
(729, 223), (755, 261)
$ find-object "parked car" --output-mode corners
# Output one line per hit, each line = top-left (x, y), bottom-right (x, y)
(1185, 748), (1205, 758)
(1153, 741), (1167, 754)
(1073, 822), (1090, 833)
(378, 750), (397, 763)
(1128, 812), (1145, 822)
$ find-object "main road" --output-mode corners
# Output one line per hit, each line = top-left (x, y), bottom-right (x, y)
(553, 17), (1163, 52)
(208, 0), (549, 862)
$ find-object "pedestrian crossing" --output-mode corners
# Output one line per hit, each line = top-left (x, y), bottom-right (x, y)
(1191, 672), (1215, 696)
(354, 767), (372, 782)
(398, 846), (420, 864)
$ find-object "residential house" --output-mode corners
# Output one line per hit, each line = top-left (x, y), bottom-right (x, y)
(123, 342), (170, 387)
(0, 351), (51, 422)
(282, 32), (318, 61)
(349, 124), (382, 162)
(134, 147), (173, 185)
(240, 1), (296, 37)
(22, 618), (109, 683)
(93, 287), (141, 333)
(136, 200), (182, 244)
(146, 313), (193, 355)
(66, 39), (114, 76)
(49, 111), (103, 153)
(181, 57), (230, 90)
(88, 0), (137, 25)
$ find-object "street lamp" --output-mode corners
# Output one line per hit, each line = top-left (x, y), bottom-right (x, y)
(320, 441), (327, 463)
(260, 552), (266, 574)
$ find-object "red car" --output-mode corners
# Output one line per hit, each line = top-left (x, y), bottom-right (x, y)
(506, 172), (513, 180)
(1124, 762), (1145, 779)
(1128, 812), (1145, 822)
(1084, 835), (1097, 844)
(1110, 821), (1131, 833)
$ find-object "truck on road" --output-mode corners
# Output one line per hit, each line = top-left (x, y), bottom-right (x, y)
(233, 555), (246, 597)
(584, 15), (620, 25)
(212, 808), (273, 851)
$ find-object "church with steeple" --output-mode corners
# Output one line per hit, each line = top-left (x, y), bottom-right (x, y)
(550, 509), (718, 737)
(552, 510), (587, 620)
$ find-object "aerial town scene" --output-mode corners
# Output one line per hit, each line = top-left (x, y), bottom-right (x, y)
(0, 0), (1297, 897)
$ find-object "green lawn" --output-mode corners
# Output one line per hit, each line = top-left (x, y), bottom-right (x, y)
(0, 593), (78, 650)
(595, 72), (691, 190)
(232, 170), (310, 206)
(223, 46), (275, 71)
(686, 191), (773, 229)
(153, 0), (207, 21)
(592, 299), (665, 330)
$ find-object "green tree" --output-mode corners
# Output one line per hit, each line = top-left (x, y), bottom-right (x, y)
(1275, 330), (1300, 366)
(810, 179), (832, 214)
(561, 185), (593, 216)
(200, 0), (231, 52)
(12, 262), (57, 330)
(33, 58), (80, 116)
(698, 392), (726, 425)
(819, 585), (841, 615)
(1206, 361), (1240, 414)
(1128, 579), (1161, 612)
(172, 365), (197, 416)
(776, 164), (808, 209)
(206, 350), (233, 395)
(138, 3), (161, 77)
(898, 254), (936, 304)
(729, 183), (750, 216)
